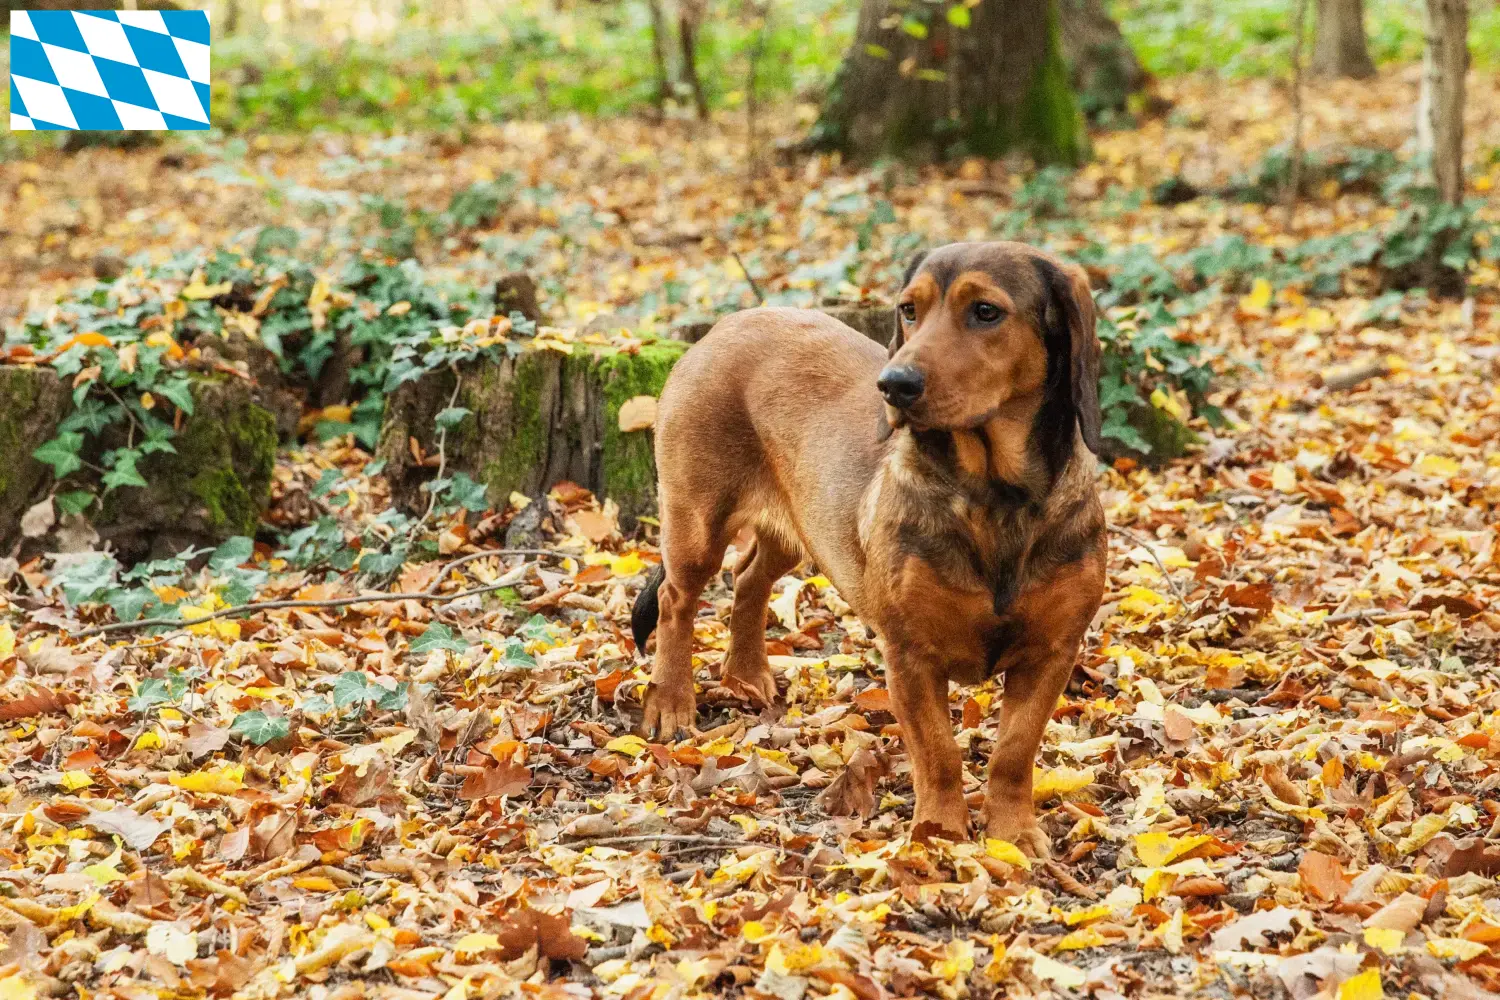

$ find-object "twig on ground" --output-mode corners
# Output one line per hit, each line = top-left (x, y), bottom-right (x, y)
(68, 547), (578, 640)
(1107, 523), (1187, 604)
(733, 251), (765, 305)
(408, 367), (463, 540)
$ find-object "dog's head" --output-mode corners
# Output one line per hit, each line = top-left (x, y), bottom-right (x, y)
(878, 241), (1102, 454)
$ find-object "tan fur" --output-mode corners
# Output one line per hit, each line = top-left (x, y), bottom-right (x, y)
(641, 242), (1107, 858)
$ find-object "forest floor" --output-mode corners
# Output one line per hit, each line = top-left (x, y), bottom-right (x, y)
(1, 69), (1499, 999)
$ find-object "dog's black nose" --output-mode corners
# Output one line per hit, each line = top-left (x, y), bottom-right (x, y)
(877, 365), (925, 409)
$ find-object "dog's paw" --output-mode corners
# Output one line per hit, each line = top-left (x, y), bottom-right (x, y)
(719, 665), (778, 707)
(985, 815), (1052, 860)
(641, 682), (697, 741)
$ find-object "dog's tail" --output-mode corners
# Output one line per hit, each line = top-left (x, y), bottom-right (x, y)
(631, 563), (666, 655)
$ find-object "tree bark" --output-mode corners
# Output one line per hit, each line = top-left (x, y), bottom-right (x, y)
(1418, 0), (1468, 206)
(1057, 0), (1148, 117)
(1311, 0), (1376, 78)
(812, 0), (1086, 164)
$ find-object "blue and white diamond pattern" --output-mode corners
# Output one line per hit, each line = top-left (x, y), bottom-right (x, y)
(10, 10), (210, 131)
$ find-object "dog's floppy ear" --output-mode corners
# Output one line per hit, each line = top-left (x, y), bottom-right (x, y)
(1038, 257), (1103, 454)
(890, 249), (929, 358)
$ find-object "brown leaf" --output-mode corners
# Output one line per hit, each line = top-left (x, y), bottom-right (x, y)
(1262, 762), (1308, 806)
(1163, 706), (1194, 742)
(1432, 837), (1500, 878)
(460, 760), (532, 800)
(853, 688), (891, 713)
(1363, 892), (1427, 933)
(1298, 850), (1351, 901)
(491, 905), (588, 961)
(183, 724), (231, 759)
(326, 757), (393, 806)
(616, 395), (657, 433)
(0, 687), (74, 721)
(815, 749), (884, 818)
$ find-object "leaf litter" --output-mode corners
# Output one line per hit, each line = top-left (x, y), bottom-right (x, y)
(0, 71), (1497, 1000)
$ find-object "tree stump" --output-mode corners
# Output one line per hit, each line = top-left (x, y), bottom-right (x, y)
(0, 368), (278, 561)
(378, 341), (688, 529)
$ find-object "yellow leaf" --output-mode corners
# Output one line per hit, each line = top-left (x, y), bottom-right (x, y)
(139, 391), (156, 410)
(0, 974), (37, 1000)
(134, 730), (163, 751)
(1414, 454), (1460, 478)
(1271, 462), (1297, 492)
(1338, 967), (1383, 1000)
(1055, 927), (1108, 951)
(386, 301), (412, 317)
(611, 552), (646, 577)
(984, 839), (1033, 871)
(1119, 585), (1172, 616)
(145, 922), (198, 964)
(454, 932), (500, 955)
(180, 279), (232, 301)
(1063, 904), (1112, 926)
(1363, 927), (1404, 954)
(740, 920), (773, 943)
(1134, 832), (1213, 868)
(1239, 278), (1273, 314)
(292, 876), (340, 892)
(170, 764), (245, 795)
(83, 849), (125, 886)
(59, 770), (94, 791)
(604, 735), (648, 757)
(1396, 812), (1448, 854)
(1029, 954), (1086, 989)
(1429, 937), (1488, 960)
(1033, 766), (1095, 803)
(0, 623), (14, 658)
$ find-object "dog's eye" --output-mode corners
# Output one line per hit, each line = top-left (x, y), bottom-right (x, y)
(899, 303), (917, 323)
(972, 302), (1004, 324)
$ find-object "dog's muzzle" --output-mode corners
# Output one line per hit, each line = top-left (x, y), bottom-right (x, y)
(877, 365), (925, 410)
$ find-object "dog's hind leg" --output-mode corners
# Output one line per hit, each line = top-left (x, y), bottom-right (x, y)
(640, 496), (729, 740)
(720, 529), (800, 706)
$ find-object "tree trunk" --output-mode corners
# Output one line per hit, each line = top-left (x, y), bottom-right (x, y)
(1311, 0), (1376, 78)
(1418, 0), (1468, 206)
(812, 0), (1086, 164)
(1057, 0), (1149, 118)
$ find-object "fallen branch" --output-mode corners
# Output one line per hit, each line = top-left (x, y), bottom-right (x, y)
(68, 547), (578, 640)
(1317, 358), (1390, 392)
(1107, 523), (1187, 604)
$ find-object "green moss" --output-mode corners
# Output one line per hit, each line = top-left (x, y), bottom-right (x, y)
(189, 467), (257, 533)
(594, 340), (686, 519)
(0, 369), (39, 501)
(478, 352), (549, 501)
(1018, 1), (1087, 165)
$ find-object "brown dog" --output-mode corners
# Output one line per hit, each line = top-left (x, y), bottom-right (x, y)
(630, 241), (1106, 856)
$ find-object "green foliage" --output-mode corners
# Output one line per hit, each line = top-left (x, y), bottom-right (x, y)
(231, 710), (290, 745)
(411, 622), (468, 654)
(208, 0), (851, 133)
(1115, 0), (1500, 79)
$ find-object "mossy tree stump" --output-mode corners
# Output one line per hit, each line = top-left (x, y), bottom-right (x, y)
(0, 368), (278, 561)
(378, 341), (688, 529)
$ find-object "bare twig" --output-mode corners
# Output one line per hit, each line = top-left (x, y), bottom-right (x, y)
(409, 368), (464, 540)
(1107, 523), (1186, 604)
(733, 252), (765, 306)
(68, 547), (577, 640)
(644, 0), (672, 118)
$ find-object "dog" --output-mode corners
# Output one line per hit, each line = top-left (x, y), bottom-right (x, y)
(630, 241), (1107, 856)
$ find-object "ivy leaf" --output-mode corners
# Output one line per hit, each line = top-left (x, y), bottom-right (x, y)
(101, 449), (148, 493)
(499, 638), (537, 669)
(375, 682), (410, 712)
(209, 536), (255, 574)
(518, 614), (555, 642)
(333, 671), (377, 709)
(230, 710), (289, 746)
(55, 490), (95, 516)
(411, 622), (468, 654)
(899, 16), (928, 38)
(435, 406), (472, 430)
(156, 378), (195, 415)
(56, 552), (120, 606)
(446, 472), (490, 513)
(105, 586), (159, 623)
(946, 5), (971, 28)
(33, 433), (85, 478)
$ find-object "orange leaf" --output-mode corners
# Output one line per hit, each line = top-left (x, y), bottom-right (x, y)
(1299, 850), (1351, 901)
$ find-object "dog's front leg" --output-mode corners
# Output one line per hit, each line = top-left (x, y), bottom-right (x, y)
(982, 649), (1073, 859)
(887, 655), (969, 837)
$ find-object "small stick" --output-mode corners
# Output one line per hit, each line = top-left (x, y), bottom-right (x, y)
(733, 251), (765, 305)
(1107, 523), (1186, 604)
(67, 547), (577, 640)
